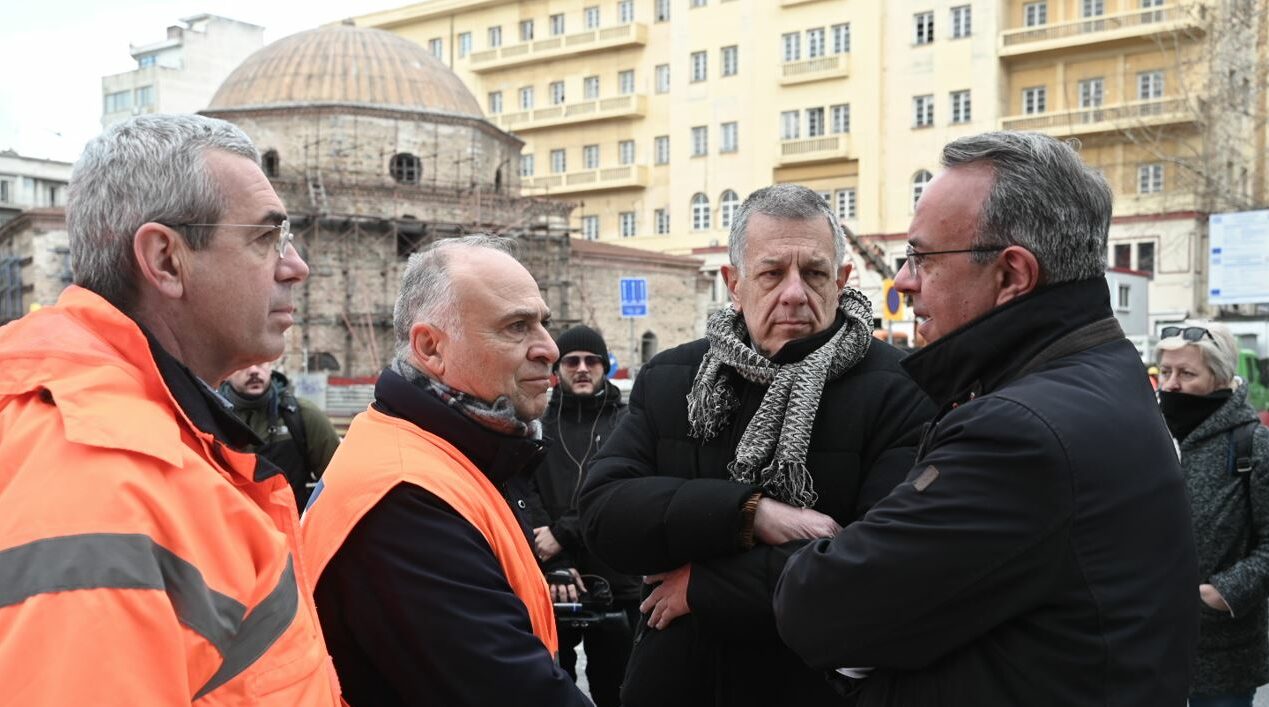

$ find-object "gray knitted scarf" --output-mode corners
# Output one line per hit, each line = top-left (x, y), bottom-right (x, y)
(391, 359), (543, 440)
(687, 288), (873, 508)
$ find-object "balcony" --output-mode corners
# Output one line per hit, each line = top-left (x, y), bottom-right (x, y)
(781, 0), (831, 5)
(777, 135), (852, 166)
(492, 94), (646, 133)
(469, 23), (647, 72)
(524, 165), (649, 195)
(780, 54), (850, 86)
(1000, 98), (1197, 137)
(1000, 5), (1206, 58)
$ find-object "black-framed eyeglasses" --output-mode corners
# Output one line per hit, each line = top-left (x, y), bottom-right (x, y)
(1160, 326), (1213, 342)
(904, 244), (1005, 272)
(161, 220), (294, 258)
(560, 354), (604, 369)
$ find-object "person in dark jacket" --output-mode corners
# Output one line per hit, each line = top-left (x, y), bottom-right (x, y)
(302, 235), (590, 707)
(1156, 321), (1269, 707)
(774, 131), (1198, 706)
(527, 324), (638, 706)
(578, 184), (937, 707)
(220, 359), (340, 508)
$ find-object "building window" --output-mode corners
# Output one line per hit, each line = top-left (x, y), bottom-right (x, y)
(584, 75), (600, 99)
(1138, 163), (1163, 193)
(520, 19), (534, 41)
(619, 140), (636, 165)
(720, 122), (738, 153)
(104, 90), (131, 113)
(912, 170), (933, 209)
(138, 54), (156, 68)
(262, 150), (279, 178)
(582, 215), (599, 240)
(692, 193), (711, 230)
(619, 212), (637, 238)
(830, 104), (850, 133)
(551, 149), (567, 174)
(781, 110), (800, 140)
(655, 64), (670, 93)
(1078, 77), (1104, 108)
(1024, 1), (1047, 26)
(390, 153), (421, 184)
(1113, 243), (1131, 269)
(914, 11), (934, 45)
(618, 69), (635, 94)
(134, 85), (155, 107)
(585, 6), (600, 29)
(951, 5), (972, 38)
(782, 33), (801, 62)
(550, 81), (566, 105)
(807, 28), (826, 58)
(1082, 0), (1104, 17)
(550, 13), (565, 36)
(458, 32), (472, 58)
(807, 107), (826, 137)
(1117, 284), (1131, 309)
(1138, 70), (1164, 100)
(583, 144), (600, 169)
(655, 208), (670, 234)
(519, 86), (534, 110)
(520, 154), (535, 177)
(656, 0), (671, 22)
(691, 126), (708, 156)
(832, 23), (851, 53)
(719, 189), (740, 229)
(913, 95), (934, 127)
(1142, 0), (1164, 20)
(691, 0), (707, 6)
(1022, 86), (1046, 114)
(950, 90), (971, 124)
(429, 38), (443, 59)
(619, 0), (634, 23)
(654, 135), (670, 164)
(0, 181), (8, 203)
(691, 51), (708, 82)
(835, 188), (857, 220)
(1137, 242), (1155, 273)
(817, 191), (832, 207)
(488, 91), (503, 114)
(488, 26), (502, 47)
(721, 46), (738, 76)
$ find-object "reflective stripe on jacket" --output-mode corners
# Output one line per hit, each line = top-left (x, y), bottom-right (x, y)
(0, 286), (342, 705)
(302, 406), (559, 654)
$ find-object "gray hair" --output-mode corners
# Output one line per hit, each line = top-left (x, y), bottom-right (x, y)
(728, 184), (847, 274)
(392, 234), (517, 365)
(1154, 320), (1239, 387)
(940, 131), (1112, 283)
(67, 114), (260, 310)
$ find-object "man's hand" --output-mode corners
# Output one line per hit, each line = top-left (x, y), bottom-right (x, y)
(533, 526), (563, 561)
(549, 568), (586, 603)
(753, 497), (842, 545)
(640, 564), (691, 630)
(1200, 583), (1231, 613)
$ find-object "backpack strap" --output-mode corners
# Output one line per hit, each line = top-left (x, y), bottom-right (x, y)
(279, 394), (311, 480)
(1230, 421), (1256, 476)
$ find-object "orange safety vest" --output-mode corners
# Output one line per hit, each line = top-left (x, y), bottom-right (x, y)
(0, 286), (342, 706)
(302, 406), (558, 655)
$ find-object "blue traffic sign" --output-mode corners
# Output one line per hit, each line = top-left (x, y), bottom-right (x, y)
(619, 277), (648, 318)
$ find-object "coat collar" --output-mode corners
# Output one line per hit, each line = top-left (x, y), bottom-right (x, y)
(1181, 383), (1260, 447)
(902, 277), (1114, 407)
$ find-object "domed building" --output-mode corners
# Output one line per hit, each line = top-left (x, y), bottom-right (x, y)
(202, 23), (575, 376)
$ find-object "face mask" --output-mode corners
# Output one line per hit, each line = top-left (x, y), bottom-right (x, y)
(1158, 389), (1231, 440)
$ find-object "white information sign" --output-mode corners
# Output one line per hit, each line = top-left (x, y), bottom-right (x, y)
(1209, 209), (1269, 306)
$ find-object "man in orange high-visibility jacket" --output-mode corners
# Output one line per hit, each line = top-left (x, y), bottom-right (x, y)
(302, 236), (590, 707)
(0, 114), (342, 705)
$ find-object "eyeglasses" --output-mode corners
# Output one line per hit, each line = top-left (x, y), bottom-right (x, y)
(162, 220), (294, 258)
(560, 354), (604, 369)
(904, 244), (1005, 271)
(1160, 326), (1213, 342)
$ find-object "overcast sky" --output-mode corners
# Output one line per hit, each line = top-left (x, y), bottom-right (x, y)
(0, 0), (403, 162)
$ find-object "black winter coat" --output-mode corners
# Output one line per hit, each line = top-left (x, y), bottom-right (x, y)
(580, 318), (936, 707)
(774, 278), (1199, 706)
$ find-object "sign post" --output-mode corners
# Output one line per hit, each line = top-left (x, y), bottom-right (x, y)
(619, 277), (648, 369)
(881, 278), (905, 345)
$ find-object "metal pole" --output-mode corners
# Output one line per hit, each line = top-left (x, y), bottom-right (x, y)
(630, 317), (636, 370)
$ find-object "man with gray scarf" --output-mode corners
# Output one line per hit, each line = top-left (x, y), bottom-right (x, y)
(578, 184), (936, 707)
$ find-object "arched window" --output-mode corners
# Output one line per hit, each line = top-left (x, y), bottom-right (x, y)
(719, 190), (739, 230)
(390, 153), (422, 184)
(691, 193), (711, 231)
(911, 170), (933, 210)
(261, 149), (280, 178)
(640, 331), (659, 364)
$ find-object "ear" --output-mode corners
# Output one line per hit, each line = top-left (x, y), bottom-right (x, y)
(836, 261), (852, 289)
(993, 245), (1040, 306)
(720, 264), (741, 309)
(133, 223), (188, 300)
(410, 321), (447, 379)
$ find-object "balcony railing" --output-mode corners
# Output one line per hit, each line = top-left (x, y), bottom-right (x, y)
(1000, 97), (1195, 135)
(1000, 5), (1205, 56)
(524, 165), (649, 195)
(777, 135), (852, 166)
(780, 54), (850, 85)
(492, 94), (646, 132)
(469, 23), (647, 72)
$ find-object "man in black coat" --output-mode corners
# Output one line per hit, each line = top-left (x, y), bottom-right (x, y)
(773, 131), (1198, 706)
(579, 184), (936, 707)
(527, 325), (638, 707)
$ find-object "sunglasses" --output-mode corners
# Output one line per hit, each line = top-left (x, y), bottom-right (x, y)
(560, 354), (604, 369)
(1160, 326), (1213, 342)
